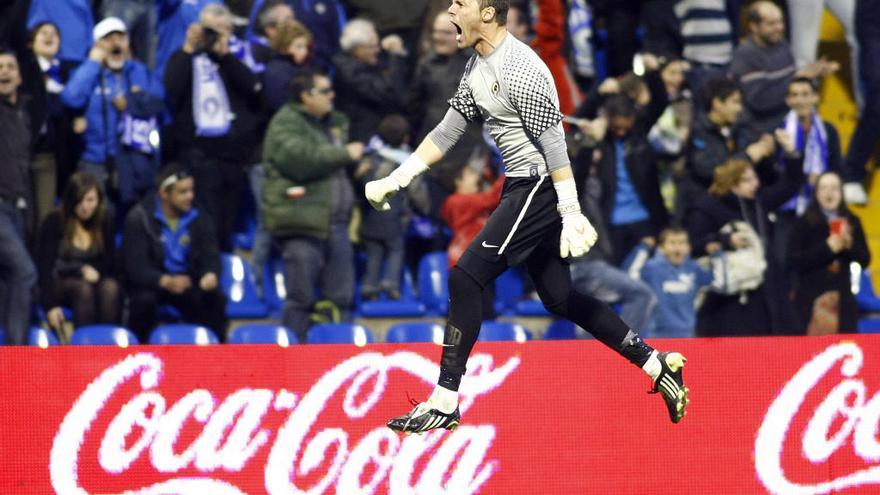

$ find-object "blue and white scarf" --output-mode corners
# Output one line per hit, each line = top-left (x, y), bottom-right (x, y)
(568, 0), (594, 78)
(229, 34), (265, 74)
(38, 56), (64, 94)
(782, 110), (827, 215)
(192, 53), (232, 137)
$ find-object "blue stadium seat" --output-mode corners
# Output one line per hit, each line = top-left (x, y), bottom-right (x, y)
(308, 323), (375, 345)
(858, 317), (880, 334)
(385, 322), (445, 344)
(149, 324), (219, 345)
(71, 325), (139, 346)
(543, 320), (576, 340)
(263, 258), (286, 312)
(493, 268), (550, 316)
(221, 253), (269, 318)
(229, 324), (298, 345)
(359, 270), (427, 317)
(29, 327), (60, 347)
(417, 252), (449, 315)
(857, 270), (880, 312)
(478, 321), (532, 342)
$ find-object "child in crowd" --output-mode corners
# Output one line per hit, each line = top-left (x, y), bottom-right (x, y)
(640, 227), (713, 338)
(356, 114), (426, 300)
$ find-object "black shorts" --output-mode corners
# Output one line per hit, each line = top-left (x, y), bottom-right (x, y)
(460, 175), (561, 275)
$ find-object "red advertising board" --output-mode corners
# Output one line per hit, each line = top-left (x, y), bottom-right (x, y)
(1, 335), (879, 494)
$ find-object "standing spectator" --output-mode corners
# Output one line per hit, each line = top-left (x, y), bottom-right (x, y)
(789, 172), (870, 334)
(288, 0), (347, 72)
(263, 21), (313, 114)
(164, 3), (263, 251)
(640, 227), (713, 338)
(595, 94), (669, 264)
(346, 0), (429, 68)
(356, 115), (427, 300)
(248, 0), (296, 65)
(685, 130), (804, 336)
(37, 172), (120, 333)
(680, 77), (775, 218)
(773, 77), (844, 266)
(332, 18), (408, 143)
(649, 57), (694, 159)
(27, 0), (94, 63)
(155, 0), (219, 80)
(570, 156), (658, 333)
(441, 165), (504, 319)
(673, 0), (734, 92)
(0, 49), (38, 345)
(122, 166), (227, 342)
(787, 0), (858, 104)
(101, 0), (158, 68)
(261, 69), (364, 342)
(591, 0), (642, 77)
(842, 0), (880, 205)
(729, 1), (838, 133)
(61, 17), (165, 215)
(27, 22), (80, 226)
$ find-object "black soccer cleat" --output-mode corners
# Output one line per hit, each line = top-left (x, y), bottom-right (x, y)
(387, 398), (461, 435)
(649, 352), (689, 423)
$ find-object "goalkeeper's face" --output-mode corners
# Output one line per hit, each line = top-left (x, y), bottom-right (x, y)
(448, 0), (481, 49)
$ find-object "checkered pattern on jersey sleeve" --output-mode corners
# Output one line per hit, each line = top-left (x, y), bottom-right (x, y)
(447, 55), (480, 122)
(503, 49), (563, 139)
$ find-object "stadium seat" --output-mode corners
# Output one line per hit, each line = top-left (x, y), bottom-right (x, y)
(478, 321), (532, 342)
(228, 324), (298, 345)
(494, 268), (550, 316)
(71, 325), (138, 346)
(308, 323), (375, 345)
(417, 251), (449, 315)
(385, 322), (445, 344)
(543, 320), (577, 340)
(149, 324), (219, 345)
(263, 258), (287, 312)
(856, 270), (880, 312)
(221, 253), (269, 318)
(29, 327), (60, 347)
(858, 317), (880, 334)
(359, 270), (427, 317)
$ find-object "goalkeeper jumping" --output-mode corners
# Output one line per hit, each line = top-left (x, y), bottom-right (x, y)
(365, 0), (689, 433)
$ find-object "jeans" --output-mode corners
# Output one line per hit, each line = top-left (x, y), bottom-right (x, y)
(570, 259), (656, 332)
(0, 204), (37, 345)
(187, 149), (246, 252)
(361, 236), (405, 295)
(248, 163), (273, 294)
(280, 223), (354, 342)
(844, 0), (880, 182)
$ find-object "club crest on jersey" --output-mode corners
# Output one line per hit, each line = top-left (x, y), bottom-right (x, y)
(491, 81), (499, 94)
(529, 165), (538, 177)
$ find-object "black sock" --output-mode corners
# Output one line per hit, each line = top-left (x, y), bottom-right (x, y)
(438, 266), (485, 391)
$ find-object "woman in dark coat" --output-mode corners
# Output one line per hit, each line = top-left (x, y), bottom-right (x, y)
(36, 171), (120, 332)
(685, 130), (804, 336)
(789, 172), (870, 334)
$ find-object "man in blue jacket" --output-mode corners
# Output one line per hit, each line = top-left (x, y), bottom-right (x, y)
(62, 17), (165, 211)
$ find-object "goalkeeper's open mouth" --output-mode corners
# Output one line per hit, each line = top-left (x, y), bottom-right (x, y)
(451, 20), (463, 45)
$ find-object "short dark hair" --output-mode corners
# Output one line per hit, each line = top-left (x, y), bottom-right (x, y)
(378, 114), (410, 147)
(788, 76), (817, 93)
(703, 76), (740, 112)
(0, 46), (18, 61)
(28, 21), (60, 46)
(603, 93), (637, 119)
(658, 226), (688, 245)
(288, 68), (327, 103)
(480, 0), (510, 25)
(156, 164), (191, 192)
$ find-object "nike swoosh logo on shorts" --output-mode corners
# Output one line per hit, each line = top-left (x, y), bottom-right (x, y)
(482, 241), (499, 248)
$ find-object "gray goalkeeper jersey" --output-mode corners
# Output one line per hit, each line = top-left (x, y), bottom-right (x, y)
(448, 33), (564, 178)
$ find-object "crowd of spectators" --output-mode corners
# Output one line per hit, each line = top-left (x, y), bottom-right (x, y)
(0, 0), (876, 345)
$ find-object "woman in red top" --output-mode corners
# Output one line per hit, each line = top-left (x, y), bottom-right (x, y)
(441, 166), (505, 267)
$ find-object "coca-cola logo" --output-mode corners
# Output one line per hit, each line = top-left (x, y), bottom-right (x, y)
(755, 342), (880, 495)
(50, 351), (520, 494)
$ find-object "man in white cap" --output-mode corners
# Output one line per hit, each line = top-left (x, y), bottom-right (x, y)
(61, 17), (164, 212)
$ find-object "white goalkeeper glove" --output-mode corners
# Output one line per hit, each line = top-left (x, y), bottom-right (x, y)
(364, 154), (429, 211)
(554, 178), (598, 258)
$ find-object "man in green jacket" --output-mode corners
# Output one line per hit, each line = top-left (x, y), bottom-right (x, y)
(262, 69), (364, 342)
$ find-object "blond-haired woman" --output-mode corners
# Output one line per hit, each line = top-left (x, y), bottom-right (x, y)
(685, 130), (804, 336)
